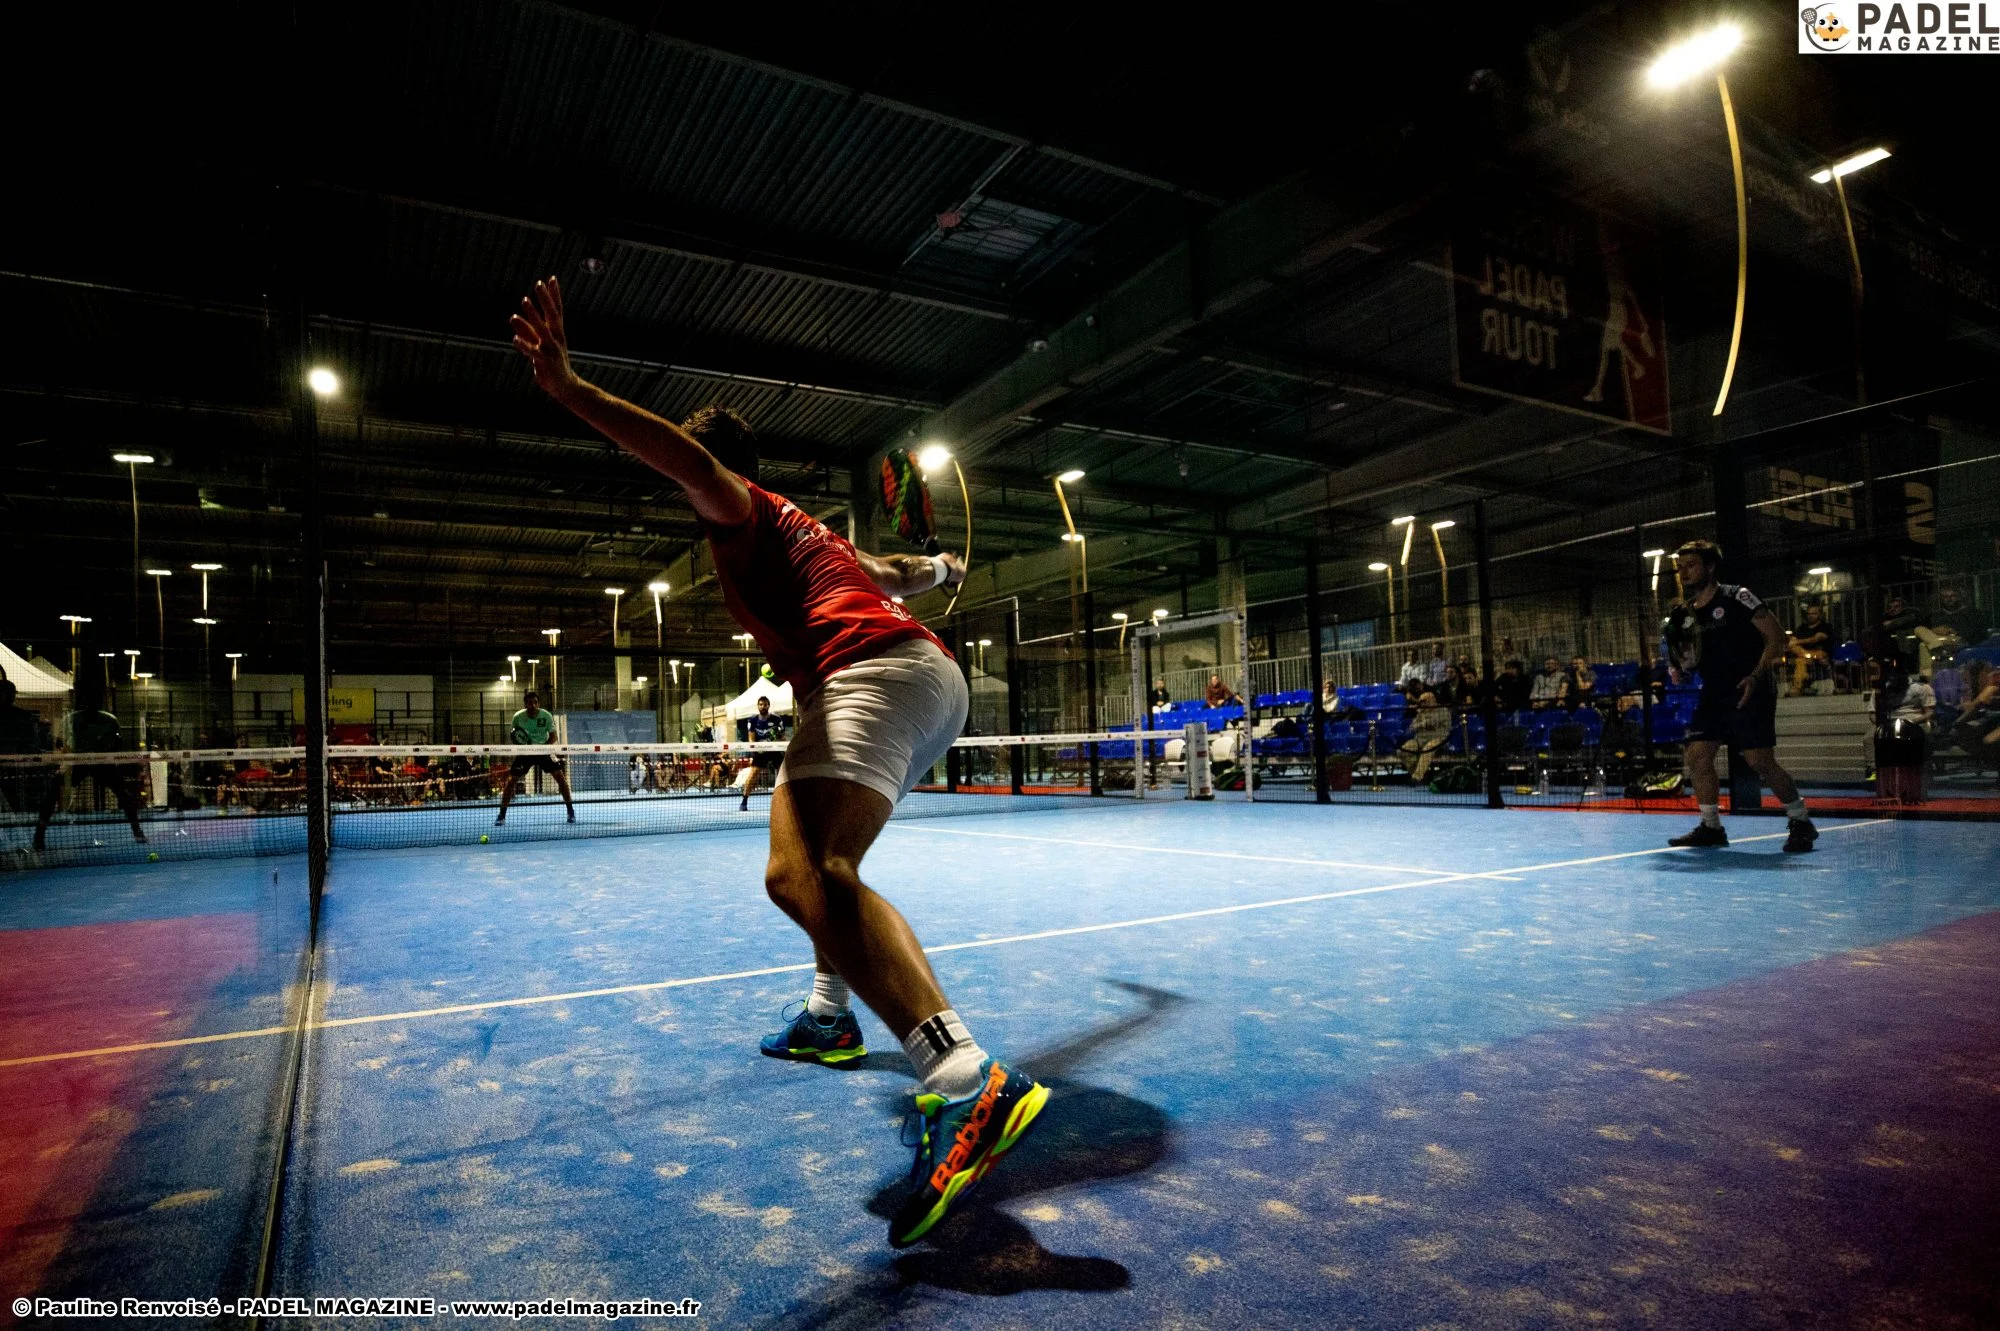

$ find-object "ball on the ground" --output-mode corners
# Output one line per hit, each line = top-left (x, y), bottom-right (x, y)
(148, 851), (159, 862)
(480, 834), (490, 843)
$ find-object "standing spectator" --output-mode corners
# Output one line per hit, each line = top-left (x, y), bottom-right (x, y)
(1396, 650), (1423, 687)
(1424, 642), (1449, 688)
(1786, 602), (1833, 696)
(1568, 658), (1597, 711)
(1529, 657), (1568, 710)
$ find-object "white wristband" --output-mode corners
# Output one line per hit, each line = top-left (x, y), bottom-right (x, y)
(927, 555), (952, 591)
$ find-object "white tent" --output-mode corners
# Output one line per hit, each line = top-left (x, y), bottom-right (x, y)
(1, 642), (71, 697)
(700, 673), (795, 729)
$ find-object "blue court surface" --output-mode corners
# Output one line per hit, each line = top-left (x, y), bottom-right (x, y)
(8, 802), (2000, 1327)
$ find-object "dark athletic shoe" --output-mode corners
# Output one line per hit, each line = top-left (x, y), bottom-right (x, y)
(1669, 823), (1728, 848)
(566, 809), (576, 823)
(890, 1058), (1049, 1248)
(494, 814), (505, 827)
(758, 1001), (867, 1066)
(1783, 818), (1819, 854)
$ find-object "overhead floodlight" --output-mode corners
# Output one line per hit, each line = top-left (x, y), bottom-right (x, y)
(1430, 519), (1457, 530)
(307, 367), (340, 397)
(191, 562), (223, 572)
(1055, 468), (1085, 484)
(500, 674), (511, 683)
(634, 676), (647, 684)
(1808, 565), (1835, 575)
(135, 672), (154, 680)
(1810, 147), (1889, 184)
(192, 616), (217, 625)
(1645, 21), (1743, 88)
(225, 652), (244, 660)
(123, 649), (141, 656)
(1642, 548), (1667, 558)
(915, 442), (954, 474)
(507, 654), (521, 662)
(1112, 611), (1129, 621)
(978, 639), (993, 648)
(99, 652), (118, 658)
(113, 452), (155, 464)
(145, 567), (172, 577)
(604, 586), (626, 596)
(647, 581), (670, 594)
(60, 613), (92, 623)
(1390, 515), (1415, 526)
(1060, 531), (1084, 543)
(1152, 608), (1170, 619)
(1368, 561), (1390, 571)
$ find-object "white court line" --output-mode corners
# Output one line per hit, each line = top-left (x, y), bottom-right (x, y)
(0, 819), (1887, 1068)
(885, 824), (1526, 881)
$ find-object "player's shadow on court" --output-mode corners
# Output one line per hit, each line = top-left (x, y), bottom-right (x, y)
(1649, 849), (1800, 872)
(855, 981), (1184, 1301)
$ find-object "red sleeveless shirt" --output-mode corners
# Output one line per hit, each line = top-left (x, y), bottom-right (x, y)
(705, 482), (949, 698)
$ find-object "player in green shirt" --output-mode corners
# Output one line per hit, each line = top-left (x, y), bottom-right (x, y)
(495, 690), (575, 825)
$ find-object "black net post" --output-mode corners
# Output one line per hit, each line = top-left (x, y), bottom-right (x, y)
(1005, 607), (1025, 794)
(281, 193), (330, 904)
(1473, 500), (1504, 809)
(1305, 537), (1330, 804)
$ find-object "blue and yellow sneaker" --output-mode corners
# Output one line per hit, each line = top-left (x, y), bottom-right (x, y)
(759, 1001), (867, 1066)
(889, 1058), (1049, 1248)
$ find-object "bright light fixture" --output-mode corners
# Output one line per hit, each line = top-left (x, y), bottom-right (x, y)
(225, 652), (244, 660)
(1646, 21), (1742, 88)
(507, 655), (521, 662)
(1055, 468), (1085, 484)
(135, 672), (154, 680)
(123, 649), (141, 656)
(1112, 611), (1129, 621)
(1642, 548), (1667, 558)
(1390, 515), (1415, 526)
(192, 616), (217, 625)
(647, 581), (669, 594)
(190, 562), (223, 571)
(1430, 519), (1456, 530)
(978, 639), (993, 648)
(634, 676), (647, 684)
(1060, 531), (1084, 542)
(500, 674), (511, 683)
(112, 452), (155, 464)
(605, 586), (626, 596)
(307, 367), (340, 397)
(1368, 561), (1390, 571)
(1808, 565), (1835, 575)
(60, 614), (91, 623)
(1152, 608), (1169, 619)
(1810, 147), (1889, 184)
(145, 568), (172, 577)
(916, 442), (954, 474)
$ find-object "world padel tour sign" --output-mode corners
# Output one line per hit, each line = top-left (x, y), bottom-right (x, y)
(1449, 187), (1671, 434)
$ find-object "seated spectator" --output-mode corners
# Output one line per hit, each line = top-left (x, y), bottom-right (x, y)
(1396, 650), (1424, 687)
(1398, 687), (1452, 782)
(1319, 677), (1341, 716)
(1786, 602), (1833, 696)
(1568, 657), (1597, 710)
(1528, 657), (1568, 710)
(1454, 652), (1478, 683)
(1204, 674), (1240, 707)
(1149, 677), (1171, 712)
(1424, 642), (1449, 687)
(1870, 596), (1921, 675)
(1925, 584), (1988, 647)
(1884, 673), (1936, 730)
(1492, 659), (1531, 714)
(1437, 664), (1473, 709)
(1948, 661), (2000, 769)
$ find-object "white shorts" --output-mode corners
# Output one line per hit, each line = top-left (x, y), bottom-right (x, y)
(776, 638), (970, 806)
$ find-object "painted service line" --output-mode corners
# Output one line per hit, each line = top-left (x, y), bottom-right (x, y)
(0, 819), (1887, 1068)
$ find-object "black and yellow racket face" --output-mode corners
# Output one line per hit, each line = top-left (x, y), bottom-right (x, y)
(879, 449), (939, 552)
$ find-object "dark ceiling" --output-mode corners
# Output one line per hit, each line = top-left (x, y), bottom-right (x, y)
(4, 1), (1993, 675)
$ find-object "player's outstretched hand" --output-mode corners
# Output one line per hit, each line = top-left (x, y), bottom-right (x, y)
(938, 552), (966, 587)
(511, 277), (582, 402)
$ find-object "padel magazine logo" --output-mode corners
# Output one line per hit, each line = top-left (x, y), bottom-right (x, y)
(1799, 2), (2000, 51)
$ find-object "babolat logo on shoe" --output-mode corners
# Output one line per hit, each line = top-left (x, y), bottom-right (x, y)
(931, 1063), (1008, 1190)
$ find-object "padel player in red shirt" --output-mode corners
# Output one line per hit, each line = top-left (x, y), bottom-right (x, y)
(512, 277), (1047, 1248)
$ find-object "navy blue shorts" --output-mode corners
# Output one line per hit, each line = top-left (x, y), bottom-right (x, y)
(1685, 682), (1778, 751)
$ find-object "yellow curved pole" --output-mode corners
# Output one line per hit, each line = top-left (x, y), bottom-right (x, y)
(1712, 70), (1748, 418)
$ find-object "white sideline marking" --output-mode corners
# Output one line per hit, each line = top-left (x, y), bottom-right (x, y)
(885, 824), (1527, 881)
(0, 820), (1887, 1068)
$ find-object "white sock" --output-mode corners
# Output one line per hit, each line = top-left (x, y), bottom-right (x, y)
(806, 970), (850, 1019)
(1698, 803), (1721, 829)
(902, 1009), (988, 1099)
(1785, 798), (1808, 822)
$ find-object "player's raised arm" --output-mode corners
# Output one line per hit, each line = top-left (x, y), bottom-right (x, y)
(511, 277), (751, 525)
(856, 549), (964, 599)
